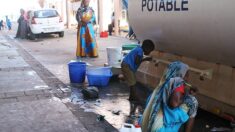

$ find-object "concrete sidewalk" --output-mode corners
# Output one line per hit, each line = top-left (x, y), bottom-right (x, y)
(0, 34), (88, 132)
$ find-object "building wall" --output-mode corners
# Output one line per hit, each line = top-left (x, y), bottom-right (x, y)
(43, 0), (126, 31)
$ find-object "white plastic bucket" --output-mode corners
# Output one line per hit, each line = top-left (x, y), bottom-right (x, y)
(107, 47), (122, 67)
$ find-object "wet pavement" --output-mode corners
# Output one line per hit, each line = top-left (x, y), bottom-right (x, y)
(67, 79), (155, 128)
(68, 81), (131, 129)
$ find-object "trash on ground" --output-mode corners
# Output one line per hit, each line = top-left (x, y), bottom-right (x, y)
(119, 123), (142, 132)
(71, 97), (85, 105)
(97, 114), (105, 121)
(96, 99), (101, 102)
(70, 89), (85, 105)
(60, 87), (71, 92)
(95, 99), (101, 106)
(112, 109), (121, 115)
(82, 86), (99, 99)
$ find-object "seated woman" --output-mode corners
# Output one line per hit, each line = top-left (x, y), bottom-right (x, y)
(140, 61), (198, 132)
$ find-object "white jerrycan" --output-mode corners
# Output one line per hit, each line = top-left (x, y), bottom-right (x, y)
(119, 123), (142, 132)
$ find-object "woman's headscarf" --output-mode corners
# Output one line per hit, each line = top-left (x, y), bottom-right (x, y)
(77, 0), (93, 23)
(162, 61), (189, 82)
(80, 0), (90, 7)
(20, 9), (25, 15)
(141, 61), (189, 132)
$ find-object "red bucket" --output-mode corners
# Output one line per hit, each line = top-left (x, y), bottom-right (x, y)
(100, 31), (108, 38)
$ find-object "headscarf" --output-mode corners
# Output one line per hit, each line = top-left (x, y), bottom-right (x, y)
(80, 0), (85, 7)
(141, 61), (189, 132)
(162, 61), (189, 81)
(76, 0), (92, 23)
(19, 9), (27, 20)
(81, 0), (90, 7)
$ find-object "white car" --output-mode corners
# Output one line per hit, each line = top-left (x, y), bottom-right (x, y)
(28, 9), (64, 39)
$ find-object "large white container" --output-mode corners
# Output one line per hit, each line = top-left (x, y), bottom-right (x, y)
(107, 47), (122, 68)
(128, 0), (235, 66)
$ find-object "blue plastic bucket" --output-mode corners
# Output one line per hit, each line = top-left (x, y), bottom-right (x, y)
(68, 62), (86, 83)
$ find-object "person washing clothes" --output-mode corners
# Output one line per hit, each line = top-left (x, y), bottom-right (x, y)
(140, 61), (198, 132)
(121, 39), (155, 102)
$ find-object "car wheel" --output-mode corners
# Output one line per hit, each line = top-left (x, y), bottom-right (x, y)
(59, 31), (64, 37)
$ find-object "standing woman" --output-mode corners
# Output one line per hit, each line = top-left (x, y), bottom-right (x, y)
(15, 9), (28, 39)
(76, 0), (98, 58)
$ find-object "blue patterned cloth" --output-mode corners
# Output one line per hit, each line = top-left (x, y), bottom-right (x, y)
(140, 61), (192, 132)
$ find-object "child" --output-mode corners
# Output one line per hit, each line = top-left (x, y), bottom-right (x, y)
(0, 20), (3, 30)
(121, 39), (155, 101)
(6, 16), (12, 30)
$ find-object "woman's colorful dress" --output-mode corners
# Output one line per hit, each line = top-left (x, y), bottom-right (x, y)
(76, 6), (98, 57)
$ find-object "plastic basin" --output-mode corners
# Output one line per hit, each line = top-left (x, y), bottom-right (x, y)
(122, 44), (139, 50)
(87, 66), (112, 87)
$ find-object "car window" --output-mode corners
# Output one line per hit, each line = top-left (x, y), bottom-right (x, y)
(34, 10), (58, 18)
